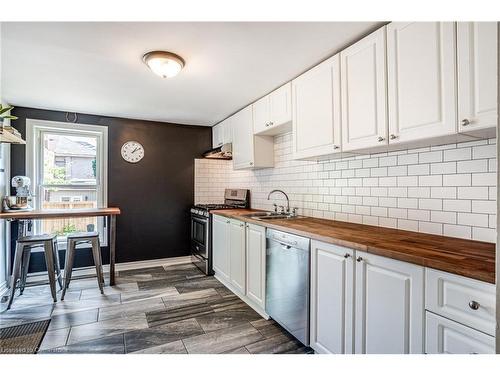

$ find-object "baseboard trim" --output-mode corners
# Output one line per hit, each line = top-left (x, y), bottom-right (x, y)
(106, 256), (192, 272)
(26, 255), (192, 279)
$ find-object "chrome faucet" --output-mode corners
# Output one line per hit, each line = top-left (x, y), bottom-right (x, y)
(267, 189), (290, 214)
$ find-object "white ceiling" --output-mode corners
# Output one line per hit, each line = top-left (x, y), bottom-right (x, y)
(2, 22), (382, 126)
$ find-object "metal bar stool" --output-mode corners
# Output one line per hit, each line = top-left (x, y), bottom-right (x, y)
(61, 232), (104, 300)
(7, 233), (63, 309)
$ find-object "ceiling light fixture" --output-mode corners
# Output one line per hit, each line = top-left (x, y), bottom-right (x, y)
(142, 51), (185, 78)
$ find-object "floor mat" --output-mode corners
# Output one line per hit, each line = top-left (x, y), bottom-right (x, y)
(0, 319), (51, 354)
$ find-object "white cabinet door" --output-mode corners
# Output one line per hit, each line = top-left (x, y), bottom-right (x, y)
(457, 22), (498, 134)
(212, 214), (230, 282)
(425, 312), (495, 354)
(387, 22), (457, 144)
(212, 123), (224, 148)
(245, 223), (266, 309)
(232, 105), (255, 169)
(292, 54), (341, 159)
(253, 96), (270, 135)
(341, 27), (388, 152)
(222, 117), (233, 144)
(310, 240), (354, 354)
(269, 82), (292, 128)
(354, 251), (424, 354)
(229, 219), (246, 295)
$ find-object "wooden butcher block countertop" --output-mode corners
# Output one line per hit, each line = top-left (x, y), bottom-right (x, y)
(211, 209), (496, 284)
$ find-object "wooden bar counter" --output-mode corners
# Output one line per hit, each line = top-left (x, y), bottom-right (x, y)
(0, 207), (121, 285)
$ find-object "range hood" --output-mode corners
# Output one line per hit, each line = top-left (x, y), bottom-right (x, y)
(202, 143), (232, 160)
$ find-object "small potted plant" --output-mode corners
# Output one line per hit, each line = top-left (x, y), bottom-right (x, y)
(0, 104), (18, 124)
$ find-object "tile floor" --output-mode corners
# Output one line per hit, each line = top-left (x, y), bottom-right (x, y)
(0, 262), (313, 354)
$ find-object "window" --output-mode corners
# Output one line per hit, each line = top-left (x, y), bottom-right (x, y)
(26, 120), (108, 246)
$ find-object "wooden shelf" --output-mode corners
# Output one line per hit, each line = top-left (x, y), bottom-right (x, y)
(0, 127), (26, 144)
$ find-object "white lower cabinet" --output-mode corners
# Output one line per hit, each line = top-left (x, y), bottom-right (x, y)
(212, 215), (267, 317)
(310, 242), (425, 354)
(426, 312), (495, 354)
(354, 251), (424, 354)
(310, 241), (354, 354)
(245, 223), (266, 309)
(212, 214), (230, 282)
(229, 219), (246, 295)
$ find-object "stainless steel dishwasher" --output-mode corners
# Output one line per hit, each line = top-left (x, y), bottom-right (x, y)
(265, 228), (311, 346)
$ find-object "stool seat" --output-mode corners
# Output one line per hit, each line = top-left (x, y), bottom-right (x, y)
(18, 234), (57, 243)
(67, 231), (99, 239)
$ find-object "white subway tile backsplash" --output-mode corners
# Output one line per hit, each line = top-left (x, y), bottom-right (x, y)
(195, 135), (496, 243)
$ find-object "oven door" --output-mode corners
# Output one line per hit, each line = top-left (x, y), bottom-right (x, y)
(191, 214), (209, 259)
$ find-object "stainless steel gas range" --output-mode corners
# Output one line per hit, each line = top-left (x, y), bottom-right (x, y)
(190, 189), (250, 275)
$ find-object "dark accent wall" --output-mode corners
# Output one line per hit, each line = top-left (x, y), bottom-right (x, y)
(10, 107), (211, 272)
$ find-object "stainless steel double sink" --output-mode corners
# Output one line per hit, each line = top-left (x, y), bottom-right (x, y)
(241, 211), (299, 221)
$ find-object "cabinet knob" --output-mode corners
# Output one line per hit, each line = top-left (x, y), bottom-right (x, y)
(269, 121), (274, 126)
(461, 119), (471, 126)
(249, 162), (254, 166)
(390, 134), (397, 140)
(333, 145), (340, 150)
(468, 300), (480, 310)
(226, 220), (230, 224)
(356, 256), (363, 262)
(240, 223), (244, 227)
(377, 136), (385, 142)
(265, 122), (270, 127)
(344, 253), (351, 258)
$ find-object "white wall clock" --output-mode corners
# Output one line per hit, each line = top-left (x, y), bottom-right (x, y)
(121, 141), (145, 163)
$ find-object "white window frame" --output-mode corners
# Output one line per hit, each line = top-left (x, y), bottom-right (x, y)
(26, 119), (108, 248)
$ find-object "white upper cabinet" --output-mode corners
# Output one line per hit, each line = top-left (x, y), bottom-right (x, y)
(232, 105), (274, 170)
(387, 22), (457, 145)
(212, 123), (223, 148)
(292, 54), (342, 160)
(212, 117), (232, 148)
(253, 83), (292, 136)
(457, 22), (498, 135)
(310, 240), (354, 354)
(354, 251), (424, 354)
(341, 27), (388, 152)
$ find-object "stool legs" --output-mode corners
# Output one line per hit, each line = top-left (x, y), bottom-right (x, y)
(52, 239), (63, 290)
(19, 247), (32, 295)
(43, 241), (57, 303)
(61, 239), (76, 301)
(7, 242), (25, 310)
(90, 237), (104, 294)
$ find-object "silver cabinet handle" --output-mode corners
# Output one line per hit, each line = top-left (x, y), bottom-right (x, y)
(344, 253), (351, 258)
(468, 301), (480, 310)
(462, 119), (470, 126)
(377, 136), (385, 142)
(356, 256), (363, 262)
(390, 134), (397, 140)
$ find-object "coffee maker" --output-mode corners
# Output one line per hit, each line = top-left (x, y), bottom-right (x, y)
(2, 176), (34, 212)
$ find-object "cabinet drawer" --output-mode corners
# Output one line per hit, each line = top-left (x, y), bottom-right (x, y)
(425, 312), (495, 354)
(425, 268), (495, 336)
